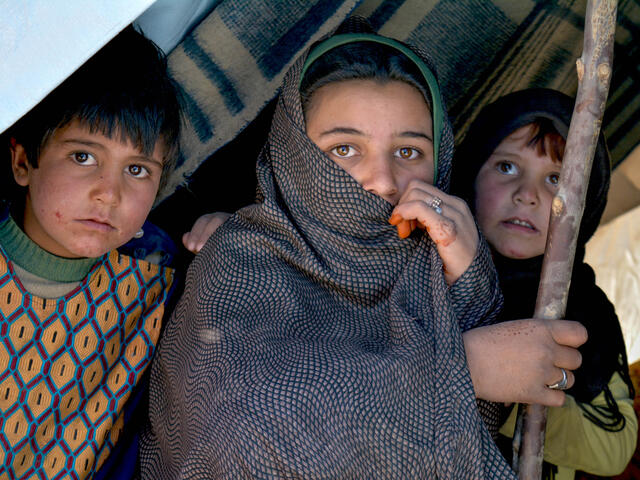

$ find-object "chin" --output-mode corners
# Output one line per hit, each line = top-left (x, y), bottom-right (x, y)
(496, 244), (535, 260)
(64, 242), (115, 259)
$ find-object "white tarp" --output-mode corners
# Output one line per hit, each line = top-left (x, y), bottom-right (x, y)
(586, 203), (640, 364)
(0, 0), (157, 134)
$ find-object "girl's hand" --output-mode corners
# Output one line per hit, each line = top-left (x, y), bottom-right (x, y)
(463, 319), (588, 407)
(389, 179), (478, 285)
(182, 212), (231, 254)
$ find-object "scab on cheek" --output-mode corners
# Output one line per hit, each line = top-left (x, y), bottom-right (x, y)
(55, 211), (62, 221)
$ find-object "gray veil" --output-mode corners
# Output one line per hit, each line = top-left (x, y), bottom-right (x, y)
(140, 32), (513, 479)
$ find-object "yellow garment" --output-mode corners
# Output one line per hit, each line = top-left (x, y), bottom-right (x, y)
(501, 372), (637, 479)
(0, 249), (174, 478)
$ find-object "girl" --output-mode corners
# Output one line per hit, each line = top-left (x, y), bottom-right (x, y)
(452, 88), (637, 479)
(142, 20), (583, 479)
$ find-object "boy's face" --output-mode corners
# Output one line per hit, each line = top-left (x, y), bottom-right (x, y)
(11, 120), (164, 258)
(474, 125), (561, 259)
(306, 79), (434, 206)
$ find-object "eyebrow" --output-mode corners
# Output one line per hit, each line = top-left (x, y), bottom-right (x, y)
(61, 138), (105, 149)
(401, 131), (433, 142)
(61, 138), (164, 167)
(318, 127), (433, 142)
(490, 150), (520, 159)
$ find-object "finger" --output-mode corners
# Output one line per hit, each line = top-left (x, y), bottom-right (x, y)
(190, 216), (212, 238)
(392, 201), (457, 245)
(538, 370), (573, 408)
(546, 367), (574, 388)
(552, 344), (583, 371)
(389, 215), (417, 239)
(565, 369), (575, 390)
(512, 380), (567, 407)
(398, 220), (414, 239)
(190, 225), (217, 253)
(548, 320), (588, 348)
(398, 179), (450, 204)
(182, 231), (199, 254)
(399, 180), (471, 214)
(193, 235), (208, 253)
(538, 389), (567, 408)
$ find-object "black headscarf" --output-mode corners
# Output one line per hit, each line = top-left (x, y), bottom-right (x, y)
(140, 22), (515, 480)
(452, 88), (632, 414)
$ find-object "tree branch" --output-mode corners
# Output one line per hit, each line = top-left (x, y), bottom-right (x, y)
(515, 1), (618, 478)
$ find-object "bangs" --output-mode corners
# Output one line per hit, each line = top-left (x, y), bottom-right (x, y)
(524, 120), (565, 164)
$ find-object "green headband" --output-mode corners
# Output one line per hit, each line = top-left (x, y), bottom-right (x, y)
(300, 33), (443, 183)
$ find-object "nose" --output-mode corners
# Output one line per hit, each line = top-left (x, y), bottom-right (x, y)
(358, 153), (399, 203)
(513, 178), (539, 206)
(92, 168), (122, 206)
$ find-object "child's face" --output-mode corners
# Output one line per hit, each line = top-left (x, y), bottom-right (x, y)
(11, 120), (164, 258)
(474, 125), (561, 259)
(306, 79), (434, 206)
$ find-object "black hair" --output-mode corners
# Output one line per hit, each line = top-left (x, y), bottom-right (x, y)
(299, 41), (433, 117)
(4, 25), (182, 194)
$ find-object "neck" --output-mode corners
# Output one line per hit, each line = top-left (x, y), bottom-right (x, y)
(0, 207), (98, 282)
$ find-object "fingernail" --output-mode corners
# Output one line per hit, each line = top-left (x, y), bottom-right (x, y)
(397, 221), (412, 239)
(389, 213), (402, 225)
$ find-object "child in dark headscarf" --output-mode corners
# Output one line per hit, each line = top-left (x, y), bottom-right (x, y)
(452, 88), (637, 479)
(140, 18), (531, 479)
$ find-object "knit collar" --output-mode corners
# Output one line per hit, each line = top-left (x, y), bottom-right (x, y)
(0, 209), (98, 282)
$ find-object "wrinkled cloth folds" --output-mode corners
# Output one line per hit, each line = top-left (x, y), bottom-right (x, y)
(141, 40), (513, 479)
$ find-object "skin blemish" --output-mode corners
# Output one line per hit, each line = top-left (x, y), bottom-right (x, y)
(431, 220), (456, 247)
(55, 211), (62, 220)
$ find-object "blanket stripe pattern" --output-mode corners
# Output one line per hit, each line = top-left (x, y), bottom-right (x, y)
(161, 0), (640, 201)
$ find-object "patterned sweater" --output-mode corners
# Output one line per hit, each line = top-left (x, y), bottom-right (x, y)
(0, 209), (174, 480)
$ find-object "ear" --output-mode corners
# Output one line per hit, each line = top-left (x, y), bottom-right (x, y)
(9, 140), (31, 187)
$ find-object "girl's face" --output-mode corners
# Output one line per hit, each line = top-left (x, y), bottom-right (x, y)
(305, 79), (434, 206)
(474, 125), (562, 259)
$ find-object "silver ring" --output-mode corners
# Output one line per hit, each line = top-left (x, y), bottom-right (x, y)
(547, 368), (569, 390)
(429, 196), (443, 215)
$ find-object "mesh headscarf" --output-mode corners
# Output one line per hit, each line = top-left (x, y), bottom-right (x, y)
(140, 22), (513, 479)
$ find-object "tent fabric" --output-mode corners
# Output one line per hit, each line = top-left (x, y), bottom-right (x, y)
(160, 0), (640, 201)
(134, 0), (221, 54)
(160, 0), (361, 199)
(0, 0), (156, 134)
(586, 204), (640, 364)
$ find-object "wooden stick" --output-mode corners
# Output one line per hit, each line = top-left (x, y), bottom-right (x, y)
(515, 1), (618, 478)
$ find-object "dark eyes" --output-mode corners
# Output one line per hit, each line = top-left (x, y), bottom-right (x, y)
(497, 161), (517, 175)
(329, 145), (421, 160)
(72, 152), (96, 164)
(71, 152), (150, 179)
(333, 145), (354, 157)
(496, 161), (560, 187)
(127, 164), (150, 178)
(396, 147), (419, 160)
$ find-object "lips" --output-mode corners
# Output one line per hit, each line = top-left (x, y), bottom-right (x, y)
(502, 217), (538, 232)
(77, 218), (116, 232)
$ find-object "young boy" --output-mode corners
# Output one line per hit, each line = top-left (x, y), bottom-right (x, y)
(452, 88), (637, 479)
(0, 26), (181, 479)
